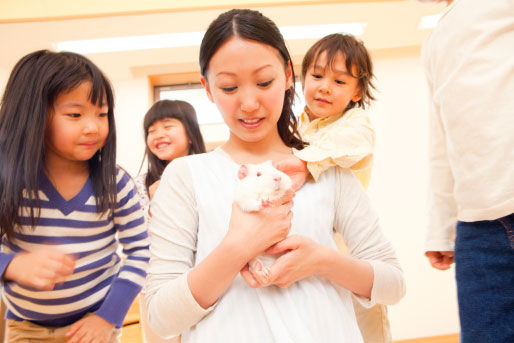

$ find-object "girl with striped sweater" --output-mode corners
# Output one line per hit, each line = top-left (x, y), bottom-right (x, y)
(0, 50), (150, 343)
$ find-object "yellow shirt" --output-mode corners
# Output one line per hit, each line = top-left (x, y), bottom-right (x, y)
(294, 107), (375, 188)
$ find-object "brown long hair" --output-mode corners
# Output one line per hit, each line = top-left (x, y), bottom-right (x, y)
(302, 33), (376, 111)
(140, 100), (206, 190)
(0, 50), (117, 240)
(199, 9), (306, 150)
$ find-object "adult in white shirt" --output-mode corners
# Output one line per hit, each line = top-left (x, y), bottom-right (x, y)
(421, 0), (514, 342)
(144, 8), (405, 343)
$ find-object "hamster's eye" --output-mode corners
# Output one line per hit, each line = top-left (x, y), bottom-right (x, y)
(257, 172), (262, 177)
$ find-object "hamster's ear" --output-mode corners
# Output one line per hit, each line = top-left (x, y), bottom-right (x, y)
(238, 165), (248, 180)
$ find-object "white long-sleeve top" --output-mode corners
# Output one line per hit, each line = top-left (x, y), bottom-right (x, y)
(144, 148), (404, 343)
(422, 0), (514, 251)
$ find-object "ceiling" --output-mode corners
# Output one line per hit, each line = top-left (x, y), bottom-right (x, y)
(0, 0), (446, 81)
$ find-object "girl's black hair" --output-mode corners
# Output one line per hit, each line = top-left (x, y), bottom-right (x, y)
(301, 33), (376, 111)
(140, 99), (206, 190)
(199, 9), (306, 150)
(0, 50), (117, 240)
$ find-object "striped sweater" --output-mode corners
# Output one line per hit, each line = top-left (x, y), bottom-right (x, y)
(0, 168), (150, 327)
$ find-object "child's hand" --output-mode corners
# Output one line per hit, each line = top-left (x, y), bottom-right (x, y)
(273, 156), (308, 191)
(66, 314), (116, 343)
(425, 251), (454, 270)
(3, 249), (75, 290)
(148, 179), (161, 200)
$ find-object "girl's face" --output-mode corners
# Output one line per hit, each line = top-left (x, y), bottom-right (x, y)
(201, 37), (292, 147)
(46, 81), (109, 167)
(146, 118), (190, 162)
(303, 51), (361, 121)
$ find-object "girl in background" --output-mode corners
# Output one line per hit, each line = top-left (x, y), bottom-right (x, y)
(145, 9), (404, 342)
(135, 99), (206, 220)
(0, 50), (149, 343)
(135, 99), (205, 343)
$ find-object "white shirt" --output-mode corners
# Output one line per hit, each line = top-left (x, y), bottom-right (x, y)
(144, 149), (404, 342)
(422, 0), (514, 251)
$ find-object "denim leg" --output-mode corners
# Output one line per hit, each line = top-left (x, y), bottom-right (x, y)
(455, 213), (514, 343)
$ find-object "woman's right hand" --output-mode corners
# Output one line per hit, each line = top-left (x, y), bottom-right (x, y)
(3, 249), (75, 290)
(225, 189), (294, 263)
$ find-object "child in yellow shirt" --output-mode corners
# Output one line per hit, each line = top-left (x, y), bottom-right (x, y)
(294, 33), (375, 189)
(294, 34), (392, 343)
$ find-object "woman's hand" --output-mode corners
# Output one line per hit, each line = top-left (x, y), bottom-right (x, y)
(273, 156), (308, 191)
(226, 188), (294, 264)
(66, 314), (116, 343)
(240, 234), (325, 288)
(265, 235), (325, 288)
(148, 179), (161, 200)
(3, 249), (75, 290)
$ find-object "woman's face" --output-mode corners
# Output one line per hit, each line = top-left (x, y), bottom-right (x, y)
(201, 37), (292, 147)
(146, 117), (190, 162)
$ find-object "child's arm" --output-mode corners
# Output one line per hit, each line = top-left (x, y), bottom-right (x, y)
(294, 109), (375, 182)
(1, 249), (75, 290)
(93, 170), (150, 328)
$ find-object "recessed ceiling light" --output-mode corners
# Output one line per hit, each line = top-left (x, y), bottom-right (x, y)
(418, 14), (442, 29)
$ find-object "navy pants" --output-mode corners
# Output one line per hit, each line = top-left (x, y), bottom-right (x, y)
(455, 213), (514, 343)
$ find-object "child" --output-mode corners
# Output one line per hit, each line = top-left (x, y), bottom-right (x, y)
(0, 50), (150, 343)
(294, 33), (375, 188)
(135, 99), (206, 219)
(144, 9), (405, 343)
(294, 34), (391, 342)
(135, 99), (205, 343)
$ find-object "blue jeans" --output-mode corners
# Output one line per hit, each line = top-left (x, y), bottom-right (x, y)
(455, 213), (514, 343)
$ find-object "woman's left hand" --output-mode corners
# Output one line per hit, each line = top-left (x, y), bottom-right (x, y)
(241, 235), (326, 288)
(65, 314), (116, 343)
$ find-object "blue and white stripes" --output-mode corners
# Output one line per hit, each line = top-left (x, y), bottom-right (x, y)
(0, 168), (150, 327)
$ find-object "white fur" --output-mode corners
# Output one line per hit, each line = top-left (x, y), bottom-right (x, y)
(234, 160), (292, 212)
(234, 161), (293, 285)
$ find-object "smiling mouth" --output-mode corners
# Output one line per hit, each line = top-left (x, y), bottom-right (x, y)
(156, 142), (170, 149)
(239, 118), (264, 128)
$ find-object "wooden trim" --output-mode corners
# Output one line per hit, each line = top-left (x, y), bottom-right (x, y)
(149, 72), (202, 88)
(394, 334), (459, 343)
(1, 0), (401, 23)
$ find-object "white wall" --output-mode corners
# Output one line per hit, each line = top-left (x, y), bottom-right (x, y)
(369, 56), (460, 340)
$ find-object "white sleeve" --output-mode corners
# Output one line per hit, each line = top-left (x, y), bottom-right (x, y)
(333, 169), (406, 308)
(424, 68), (457, 252)
(144, 158), (214, 338)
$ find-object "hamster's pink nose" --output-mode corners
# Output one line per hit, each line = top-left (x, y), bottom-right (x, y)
(273, 176), (281, 182)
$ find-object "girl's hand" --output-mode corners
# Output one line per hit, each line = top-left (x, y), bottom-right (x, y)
(273, 156), (308, 191)
(66, 314), (116, 343)
(3, 249), (75, 290)
(227, 189), (294, 263)
(266, 234), (325, 288)
(148, 179), (161, 200)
